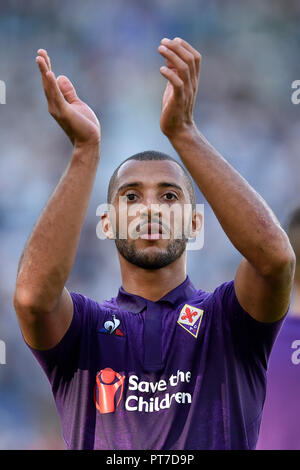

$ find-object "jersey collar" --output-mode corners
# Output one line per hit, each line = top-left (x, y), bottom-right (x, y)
(116, 276), (197, 313)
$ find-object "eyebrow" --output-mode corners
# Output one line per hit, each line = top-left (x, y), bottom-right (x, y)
(116, 181), (184, 194)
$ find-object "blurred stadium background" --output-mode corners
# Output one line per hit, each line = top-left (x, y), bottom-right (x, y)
(0, 0), (300, 449)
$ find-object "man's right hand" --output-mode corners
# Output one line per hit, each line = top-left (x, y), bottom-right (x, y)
(36, 49), (100, 148)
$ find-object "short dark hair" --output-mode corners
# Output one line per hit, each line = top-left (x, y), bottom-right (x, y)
(107, 150), (196, 209)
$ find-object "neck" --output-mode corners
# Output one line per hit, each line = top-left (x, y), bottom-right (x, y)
(291, 281), (300, 317)
(118, 252), (187, 301)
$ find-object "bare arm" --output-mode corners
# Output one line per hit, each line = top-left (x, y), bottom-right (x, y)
(14, 49), (101, 349)
(158, 37), (295, 322)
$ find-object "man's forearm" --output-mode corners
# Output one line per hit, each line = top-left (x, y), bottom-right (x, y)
(15, 144), (100, 313)
(169, 124), (292, 275)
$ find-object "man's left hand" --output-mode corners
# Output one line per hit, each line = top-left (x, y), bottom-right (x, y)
(158, 37), (201, 139)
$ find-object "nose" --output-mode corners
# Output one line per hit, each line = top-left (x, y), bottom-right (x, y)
(142, 191), (160, 209)
(139, 199), (161, 222)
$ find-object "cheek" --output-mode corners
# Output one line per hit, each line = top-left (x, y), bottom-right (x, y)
(161, 207), (185, 237)
(116, 207), (143, 240)
(116, 208), (130, 238)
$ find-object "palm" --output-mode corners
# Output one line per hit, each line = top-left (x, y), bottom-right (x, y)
(36, 49), (100, 146)
(161, 81), (173, 114)
(61, 95), (100, 145)
(71, 100), (99, 128)
(160, 80), (179, 134)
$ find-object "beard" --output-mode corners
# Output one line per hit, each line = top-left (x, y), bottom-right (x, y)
(115, 237), (187, 270)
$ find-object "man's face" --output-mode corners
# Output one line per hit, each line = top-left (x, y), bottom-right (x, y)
(103, 160), (200, 270)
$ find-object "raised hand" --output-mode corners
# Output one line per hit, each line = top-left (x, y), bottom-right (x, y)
(158, 37), (201, 138)
(36, 49), (100, 148)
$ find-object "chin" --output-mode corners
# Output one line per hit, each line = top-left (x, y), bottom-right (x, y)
(136, 237), (171, 246)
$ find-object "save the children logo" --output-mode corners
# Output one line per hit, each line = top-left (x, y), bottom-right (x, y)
(177, 304), (204, 338)
(94, 368), (192, 414)
(94, 368), (125, 414)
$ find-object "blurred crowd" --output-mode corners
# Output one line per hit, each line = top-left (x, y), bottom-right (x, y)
(0, 0), (300, 449)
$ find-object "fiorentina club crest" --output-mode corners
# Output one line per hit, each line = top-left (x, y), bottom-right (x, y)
(177, 304), (204, 338)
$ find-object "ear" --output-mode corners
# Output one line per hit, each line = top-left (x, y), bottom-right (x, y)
(101, 212), (115, 240)
(188, 211), (203, 238)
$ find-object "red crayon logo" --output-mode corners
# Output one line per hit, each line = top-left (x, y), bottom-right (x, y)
(94, 368), (125, 414)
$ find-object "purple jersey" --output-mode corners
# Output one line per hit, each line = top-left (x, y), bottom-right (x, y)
(27, 277), (285, 450)
(256, 315), (300, 450)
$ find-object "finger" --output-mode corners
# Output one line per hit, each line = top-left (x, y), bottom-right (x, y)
(158, 44), (191, 85)
(160, 38), (197, 90)
(37, 49), (51, 71)
(45, 71), (66, 110)
(36, 55), (54, 101)
(173, 37), (202, 77)
(36, 55), (48, 76)
(36, 60), (65, 114)
(160, 66), (184, 96)
(173, 37), (200, 57)
(57, 75), (78, 104)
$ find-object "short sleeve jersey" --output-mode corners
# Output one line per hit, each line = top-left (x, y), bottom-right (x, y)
(27, 277), (285, 450)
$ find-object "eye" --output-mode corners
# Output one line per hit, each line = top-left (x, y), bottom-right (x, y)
(126, 193), (138, 202)
(163, 192), (178, 201)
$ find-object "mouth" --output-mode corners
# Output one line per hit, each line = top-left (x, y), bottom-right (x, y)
(138, 222), (168, 240)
